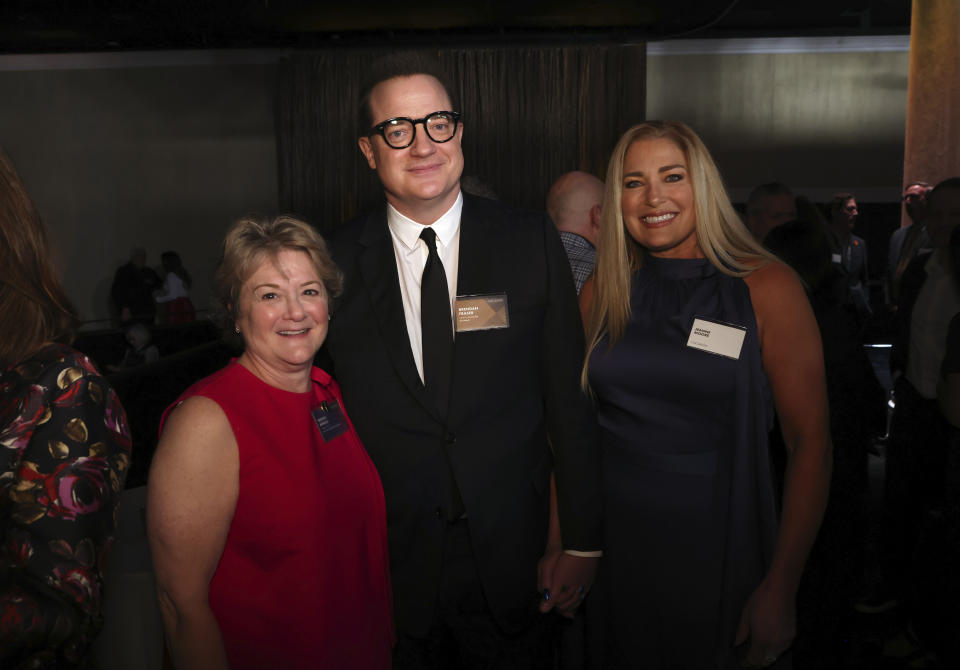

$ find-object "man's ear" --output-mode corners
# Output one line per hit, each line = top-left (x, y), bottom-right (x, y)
(588, 204), (602, 247)
(589, 203), (602, 230)
(358, 137), (377, 170)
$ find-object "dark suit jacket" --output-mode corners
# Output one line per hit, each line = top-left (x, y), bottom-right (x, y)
(324, 193), (602, 637)
(832, 232), (871, 315)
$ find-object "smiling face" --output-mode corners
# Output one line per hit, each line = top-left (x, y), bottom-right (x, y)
(620, 137), (700, 259)
(357, 74), (464, 224)
(236, 248), (329, 382)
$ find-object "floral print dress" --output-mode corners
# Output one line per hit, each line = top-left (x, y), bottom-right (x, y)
(1, 343), (131, 669)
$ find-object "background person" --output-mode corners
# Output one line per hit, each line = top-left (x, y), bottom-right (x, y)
(827, 192), (872, 318)
(147, 216), (393, 670)
(111, 246), (162, 325)
(887, 181), (933, 306)
(880, 178), (960, 650)
(1, 147), (132, 668)
(154, 250), (195, 324)
(546, 170), (604, 294)
(580, 121), (831, 668)
(107, 322), (160, 371)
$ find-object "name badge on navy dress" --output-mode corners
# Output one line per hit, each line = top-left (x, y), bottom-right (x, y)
(312, 400), (349, 442)
(686, 317), (747, 360)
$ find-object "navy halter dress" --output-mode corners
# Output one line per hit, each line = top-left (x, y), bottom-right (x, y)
(588, 254), (785, 668)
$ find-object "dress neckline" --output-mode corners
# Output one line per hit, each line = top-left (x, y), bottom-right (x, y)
(641, 252), (715, 280)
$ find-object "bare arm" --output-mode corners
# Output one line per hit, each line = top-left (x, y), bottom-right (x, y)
(738, 261), (833, 665)
(146, 396), (239, 670)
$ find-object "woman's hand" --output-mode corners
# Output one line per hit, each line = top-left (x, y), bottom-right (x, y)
(537, 474), (596, 618)
(734, 578), (796, 667)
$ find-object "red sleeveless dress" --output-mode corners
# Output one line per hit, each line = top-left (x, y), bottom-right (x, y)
(164, 362), (393, 669)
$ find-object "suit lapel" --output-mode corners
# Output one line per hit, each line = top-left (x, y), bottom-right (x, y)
(357, 209), (441, 422)
(450, 196), (502, 425)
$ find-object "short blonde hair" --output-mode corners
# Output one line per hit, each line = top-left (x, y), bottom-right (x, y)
(583, 121), (773, 387)
(214, 216), (343, 338)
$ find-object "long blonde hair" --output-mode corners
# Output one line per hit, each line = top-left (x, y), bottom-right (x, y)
(582, 121), (774, 388)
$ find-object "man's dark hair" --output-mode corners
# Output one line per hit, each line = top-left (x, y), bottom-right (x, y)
(357, 52), (458, 134)
(829, 192), (855, 213)
(746, 182), (793, 214)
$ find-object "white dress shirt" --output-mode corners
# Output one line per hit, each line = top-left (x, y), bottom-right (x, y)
(386, 191), (601, 559)
(387, 192), (462, 384)
(155, 272), (189, 302)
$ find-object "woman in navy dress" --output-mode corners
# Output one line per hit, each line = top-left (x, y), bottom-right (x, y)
(580, 122), (831, 668)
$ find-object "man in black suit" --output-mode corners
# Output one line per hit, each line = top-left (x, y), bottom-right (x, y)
(828, 192), (872, 318)
(324, 55), (602, 668)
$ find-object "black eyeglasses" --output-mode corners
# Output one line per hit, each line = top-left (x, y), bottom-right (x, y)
(371, 111), (461, 149)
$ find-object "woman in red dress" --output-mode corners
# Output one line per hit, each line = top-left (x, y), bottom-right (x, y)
(147, 216), (393, 669)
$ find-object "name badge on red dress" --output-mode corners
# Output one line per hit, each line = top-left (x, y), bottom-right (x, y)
(311, 400), (349, 442)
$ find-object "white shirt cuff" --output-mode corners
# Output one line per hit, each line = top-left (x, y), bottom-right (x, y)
(564, 549), (603, 558)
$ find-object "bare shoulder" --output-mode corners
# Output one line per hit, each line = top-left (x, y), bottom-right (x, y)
(148, 395), (238, 537)
(742, 259), (812, 338)
(154, 395), (236, 466)
(743, 259), (804, 302)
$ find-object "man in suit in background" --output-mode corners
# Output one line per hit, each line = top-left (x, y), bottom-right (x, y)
(828, 192), (872, 318)
(324, 54), (602, 669)
(546, 171), (603, 295)
(886, 181), (932, 306)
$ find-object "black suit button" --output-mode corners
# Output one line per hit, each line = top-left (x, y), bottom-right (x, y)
(445, 433), (456, 444)
(435, 507), (443, 519)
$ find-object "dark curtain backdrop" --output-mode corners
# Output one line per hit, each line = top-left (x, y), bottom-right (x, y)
(276, 44), (645, 234)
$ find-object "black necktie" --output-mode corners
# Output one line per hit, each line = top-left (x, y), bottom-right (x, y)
(420, 228), (463, 520)
(419, 227), (453, 418)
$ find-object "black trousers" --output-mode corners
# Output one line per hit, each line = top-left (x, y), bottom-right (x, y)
(393, 519), (555, 670)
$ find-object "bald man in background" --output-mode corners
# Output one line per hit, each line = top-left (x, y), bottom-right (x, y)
(546, 171), (603, 294)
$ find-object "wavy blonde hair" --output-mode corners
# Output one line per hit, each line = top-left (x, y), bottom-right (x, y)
(582, 121), (774, 388)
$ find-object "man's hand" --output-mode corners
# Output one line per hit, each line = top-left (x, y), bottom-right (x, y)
(538, 553), (598, 618)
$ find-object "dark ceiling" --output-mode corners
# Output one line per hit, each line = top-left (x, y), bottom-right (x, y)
(0, 1), (911, 54)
